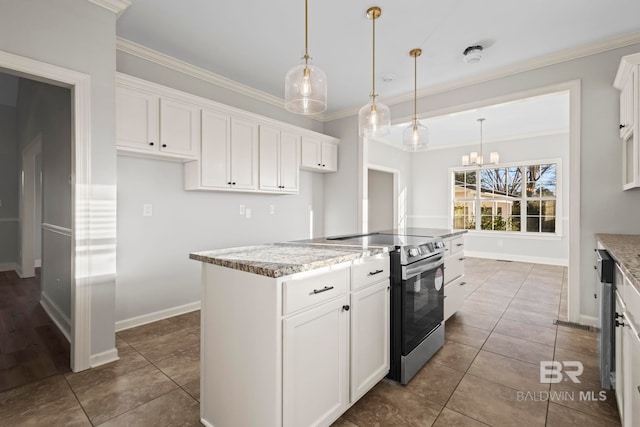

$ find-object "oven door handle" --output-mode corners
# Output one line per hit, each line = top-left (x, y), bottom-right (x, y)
(403, 256), (444, 280)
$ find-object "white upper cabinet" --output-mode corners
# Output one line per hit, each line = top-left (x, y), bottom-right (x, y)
(191, 111), (258, 191)
(301, 136), (338, 173)
(259, 126), (300, 193)
(116, 76), (199, 161)
(614, 54), (640, 190)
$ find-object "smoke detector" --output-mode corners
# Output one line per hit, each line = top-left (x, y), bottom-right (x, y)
(463, 45), (483, 63)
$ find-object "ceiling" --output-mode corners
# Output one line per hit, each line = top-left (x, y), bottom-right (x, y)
(117, 0), (640, 118)
(378, 91), (569, 149)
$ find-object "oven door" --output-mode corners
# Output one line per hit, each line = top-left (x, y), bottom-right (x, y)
(401, 256), (445, 356)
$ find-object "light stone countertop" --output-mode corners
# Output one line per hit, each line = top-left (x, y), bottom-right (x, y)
(596, 234), (640, 292)
(376, 227), (468, 239)
(190, 242), (391, 278)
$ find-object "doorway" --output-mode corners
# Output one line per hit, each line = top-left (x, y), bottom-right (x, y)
(364, 165), (399, 233)
(0, 50), (93, 372)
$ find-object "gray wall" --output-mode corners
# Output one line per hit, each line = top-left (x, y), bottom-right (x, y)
(0, 104), (18, 265)
(115, 50), (327, 323)
(116, 156), (324, 322)
(324, 43), (640, 319)
(367, 169), (393, 232)
(16, 78), (72, 327)
(0, 0), (118, 355)
(410, 133), (570, 264)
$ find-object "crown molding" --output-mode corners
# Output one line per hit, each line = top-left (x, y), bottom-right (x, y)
(88, 0), (131, 16)
(324, 30), (640, 122)
(116, 37), (326, 122)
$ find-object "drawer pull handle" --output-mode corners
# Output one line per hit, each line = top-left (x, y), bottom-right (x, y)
(312, 286), (334, 295)
(459, 257), (466, 261)
(342, 305), (350, 312)
(637, 386), (640, 396)
(456, 243), (463, 247)
(368, 269), (384, 276)
(459, 281), (467, 286)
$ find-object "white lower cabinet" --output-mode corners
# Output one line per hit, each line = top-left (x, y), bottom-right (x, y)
(616, 291), (626, 420)
(350, 280), (390, 402)
(283, 296), (350, 427)
(443, 234), (466, 321)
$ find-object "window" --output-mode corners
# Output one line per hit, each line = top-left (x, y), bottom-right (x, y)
(452, 163), (558, 234)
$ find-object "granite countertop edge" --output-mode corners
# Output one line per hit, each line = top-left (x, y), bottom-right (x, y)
(596, 233), (640, 292)
(189, 245), (390, 278)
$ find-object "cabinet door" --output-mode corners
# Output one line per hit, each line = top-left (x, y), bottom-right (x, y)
(201, 110), (231, 189)
(625, 323), (640, 427)
(259, 126), (280, 191)
(280, 132), (300, 192)
(350, 280), (389, 402)
(620, 72), (634, 138)
(301, 136), (322, 170)
(283, 296), (349, 427)
(159, 98), (200, 158)
(230, 118), (259, 190)
(615, 292), (625, 420)
(116, 86), (159, 151)
(321, 142), (338, 172)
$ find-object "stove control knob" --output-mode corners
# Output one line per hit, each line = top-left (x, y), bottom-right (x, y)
(409, 248), (420, 257)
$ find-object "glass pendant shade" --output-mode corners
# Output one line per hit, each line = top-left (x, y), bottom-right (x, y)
(359, 98), (391, 137)
(403, 118), (429, 151)
(284, 60), (327, 114)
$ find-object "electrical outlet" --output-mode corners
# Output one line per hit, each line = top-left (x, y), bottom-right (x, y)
(269, 204), (275, 215)
(239, 205), (245, 215)
(143, 204), (153, 217)
(246, 208), (252, 219)
(0, 199), (2, 207)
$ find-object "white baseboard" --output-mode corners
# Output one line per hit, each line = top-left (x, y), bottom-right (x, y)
(0, 262), (17, 273)
(90, 348), (119, 368)
(578, 314), (599, 327)
(115, 301), (201, 332)
(40, 292), (71, 342)
(464, 250), (568, 266)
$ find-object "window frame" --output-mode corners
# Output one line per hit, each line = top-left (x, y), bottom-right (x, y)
(449, 158), (563, 237)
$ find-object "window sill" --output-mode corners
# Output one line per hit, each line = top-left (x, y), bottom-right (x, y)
(466, 230), (564, 240)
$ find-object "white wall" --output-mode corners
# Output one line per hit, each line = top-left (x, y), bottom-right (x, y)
(324, 43), (640, 319)
(0, 104), (18, 266)
(16, 78), (72, 331)
(0, 0), (118, 355)
(410, 133), (570, 265)
(115, 156), (324, 323)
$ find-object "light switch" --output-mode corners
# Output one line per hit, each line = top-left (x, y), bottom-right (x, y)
(269, 204), (275, 215)
(143, 204), (153, 217)
(239, 205), (245, 215)
(245, 208), (252, 219)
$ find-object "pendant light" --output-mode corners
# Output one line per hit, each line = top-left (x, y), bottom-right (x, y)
(284, 0), (327, 115)
(461, 118), (499, 166)
(402, 48), (429, 151)
(358, 6), (390, 137)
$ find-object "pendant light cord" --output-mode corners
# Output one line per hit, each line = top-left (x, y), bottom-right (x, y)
(371, 14), (376, 101)
(413, 53), (417, 123)
(304, 0), (309, 64)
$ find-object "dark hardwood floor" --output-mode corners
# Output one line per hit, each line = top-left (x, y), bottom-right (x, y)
(0, 269), (70, 393)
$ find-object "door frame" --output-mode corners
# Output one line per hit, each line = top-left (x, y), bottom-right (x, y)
(1, 50), (92, 371)
(19, 134), (42, 279)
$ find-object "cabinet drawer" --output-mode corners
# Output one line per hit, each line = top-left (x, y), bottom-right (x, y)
(444, 277), (467, 321)
(351, 255), (390, 291)
(445, 236), (464, 256)
(444, 254), (465, 285)
(283, 267), (349, 315)
(624, 275), (640, 325)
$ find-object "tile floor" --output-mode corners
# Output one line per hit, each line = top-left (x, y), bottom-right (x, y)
(0, 258), (621, 426)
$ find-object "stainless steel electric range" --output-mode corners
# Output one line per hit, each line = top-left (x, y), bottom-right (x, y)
(327, 232), (446, 385)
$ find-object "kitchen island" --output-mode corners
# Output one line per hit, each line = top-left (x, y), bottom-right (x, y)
(190, 241), (392, 427)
